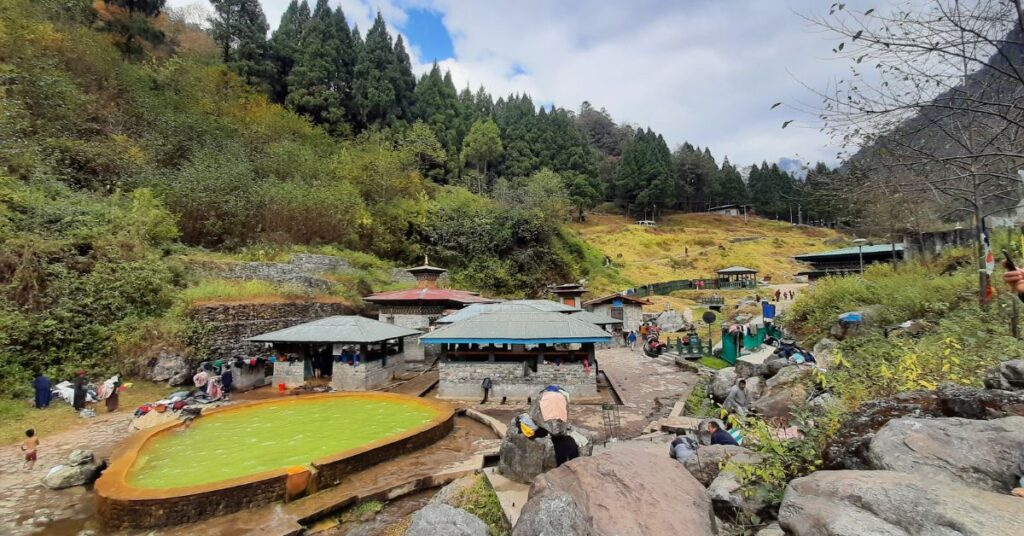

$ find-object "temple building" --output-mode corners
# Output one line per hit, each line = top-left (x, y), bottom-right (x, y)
(364, 263), (497, 363)
(249, 316), (419, 391)
(420, 311), (612, 401)
(549, 282), (588, 308)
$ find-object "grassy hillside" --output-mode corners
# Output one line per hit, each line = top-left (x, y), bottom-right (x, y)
(571, 213), (845, 292)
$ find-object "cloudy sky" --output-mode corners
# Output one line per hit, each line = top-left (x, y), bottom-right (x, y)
(168, 0), (858, 166)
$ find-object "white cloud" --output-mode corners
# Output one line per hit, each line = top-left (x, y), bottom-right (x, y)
(167, 0), (860, 164)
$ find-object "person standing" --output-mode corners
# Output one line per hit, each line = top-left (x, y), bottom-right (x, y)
(33, 372), (52, 409)
(21, 429), (39, 471)
(481, 377), (492, 404)
(193, 367), (209, 394)
(627, 330), (638, 351)
(72, 370), (87, 411)
(221, 364), (234, 395)
(103, 375), (121, 413)
(774, 289), (781, 302)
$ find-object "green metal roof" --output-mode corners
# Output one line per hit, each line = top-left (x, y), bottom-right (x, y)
(421, 311), (612, 344)
(570, 310), (623, 326)
(248, 316), (420, 344)
(794, 243), (904, 261)
(507, 299), (580, 312)
(436, 302), (548, 324)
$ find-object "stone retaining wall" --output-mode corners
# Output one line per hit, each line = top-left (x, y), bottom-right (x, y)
(189, 301), (356, 360)
(438, 361), (597, 400)
(331, 354), (406, 391)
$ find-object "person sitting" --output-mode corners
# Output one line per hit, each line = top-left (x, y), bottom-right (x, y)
(723, 379), (750, 418)
(708, 421), (739, 446)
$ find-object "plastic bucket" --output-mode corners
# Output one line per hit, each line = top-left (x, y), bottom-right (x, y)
(278, 383), (286, 392)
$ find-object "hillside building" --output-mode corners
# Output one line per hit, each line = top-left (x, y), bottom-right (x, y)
(582, 293), (651, 331)
(794, 244), (904, 279)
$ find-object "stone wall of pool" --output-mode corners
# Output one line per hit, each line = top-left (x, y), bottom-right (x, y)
(95, 392), (454, 530)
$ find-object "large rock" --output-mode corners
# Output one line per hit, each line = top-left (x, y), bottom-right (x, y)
(825, 386), (1024, 469)
(497, 416), (594, 483)
(656, 309), (685, 333)
(708, 470), (774, 522)
(779, 470), (1024, 536)
(406, 504), (488, 536)
(750, 366), (812, 420)
(984, 359), (1024, 390)
(42, 463), (102, 490)
(868, 416), (1024, 492)
(811, 337), (839, 369)
(513, 446), (715, 536)
(711, 367), (738, 402)
(735, 359), (762, 379)
(683, 445), (763, 487)
(148, 348), (189, 383)
(763, 357), (793, 379)
(67, 449), (94, 466)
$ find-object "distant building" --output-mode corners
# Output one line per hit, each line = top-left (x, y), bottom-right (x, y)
(794, 243), (903, 279)
(421, 311), (612, 400)
(549, 282), (588, 308)
(582, 293), (651, 331)
(364, 264), (497, 363)
(716, 266), (759, 288)
(707, 204), (753, 217)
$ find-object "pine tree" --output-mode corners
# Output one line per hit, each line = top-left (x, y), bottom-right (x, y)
(209, 0), (270, 89)
(268, 0), (309, 103)
(414, 64), (461, 179)
(285, 0), (350, 133)
(351, 11), (396, 128)
(392, 35), (417, 124)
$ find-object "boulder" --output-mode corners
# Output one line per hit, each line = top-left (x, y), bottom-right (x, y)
(755, 523), (785, 536)
(735, 359), (762, 379)
(824, 386), (1024, 469)
(42, 463), (102, 490)
(779, 470), (1024, 536)
(683, 445), (763, 487)
(745, 376), (765, 401)
(708, 470), (774, 522)
(711, 367), (738, 402)
(867, 416), (1024, 492)
(406, 504), (488, 536)
(528, 392), (568, 436)
(513, 446), (715, 536)
(497, 416), (593, 483)
(167, 371), (190, 387)
(750, 366), (812, 420)
(984, 359), (1024, 391)
(763, 357), (793, 379)
(429, 475), (477, 507)
(811, 337), (839, 369)
(149, 348), (189, 383)
(656, 309), (685, 333)
(67, 449), (94, 466)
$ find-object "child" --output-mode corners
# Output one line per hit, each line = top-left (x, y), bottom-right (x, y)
(21, 429), (39, 471)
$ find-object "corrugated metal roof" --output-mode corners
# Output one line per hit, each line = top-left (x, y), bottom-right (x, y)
(717, 266), (758, 274)
(363, 287), (498, 305)
(570, 310), (623, 326)
(248, 316), (420, 343)
(507, 299), (580, 312)
(421, 311), (612, 344)
(794, 243), (904, 261)
(436, 302), (546, 324)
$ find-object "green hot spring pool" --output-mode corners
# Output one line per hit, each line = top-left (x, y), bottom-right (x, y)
(126, 396), (440, 489)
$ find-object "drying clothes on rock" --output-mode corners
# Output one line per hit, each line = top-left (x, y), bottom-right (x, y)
(52, 381), (97, 406)
(539, 390), (569, 423)
(551, 435), (580, 466)
(515, 413), (548, 439)
(670, 435), (698, 462)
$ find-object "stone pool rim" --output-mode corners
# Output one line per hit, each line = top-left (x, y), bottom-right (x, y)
(95, 391), (454, 527)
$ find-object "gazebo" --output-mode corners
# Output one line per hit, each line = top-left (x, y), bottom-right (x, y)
(420, 311), (612, 401)
(716, 266), (758, 289)
(249, 316), (419, 391)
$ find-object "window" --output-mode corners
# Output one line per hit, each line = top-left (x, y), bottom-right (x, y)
(610, 307), (624, 320)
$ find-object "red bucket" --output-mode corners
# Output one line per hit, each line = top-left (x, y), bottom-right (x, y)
(278, 383), (286, 392)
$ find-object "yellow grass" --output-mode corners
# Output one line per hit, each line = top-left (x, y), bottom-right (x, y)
(572, 213), (844, 290)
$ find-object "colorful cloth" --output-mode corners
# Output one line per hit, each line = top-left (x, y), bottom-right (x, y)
(539, 390), (568, 422)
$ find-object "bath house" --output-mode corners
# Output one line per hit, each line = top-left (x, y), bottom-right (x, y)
(420, 310), (612, 401)
(364, 263), (497, 363)
(249, 316), (420, 391)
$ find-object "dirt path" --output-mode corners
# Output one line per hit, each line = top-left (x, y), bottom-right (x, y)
(0, 409), (136, 536)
